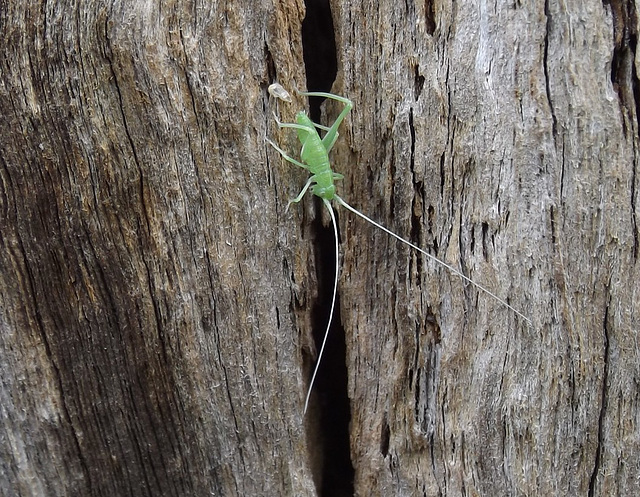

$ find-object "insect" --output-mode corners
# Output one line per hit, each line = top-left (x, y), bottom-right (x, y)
(267, 87), (531, 414)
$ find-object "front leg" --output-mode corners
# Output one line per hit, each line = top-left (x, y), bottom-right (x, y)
(266, 139), (309, 170)
(296, 91), (353, 152)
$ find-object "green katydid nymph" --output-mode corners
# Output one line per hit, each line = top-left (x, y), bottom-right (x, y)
(266, 84), (531, 414)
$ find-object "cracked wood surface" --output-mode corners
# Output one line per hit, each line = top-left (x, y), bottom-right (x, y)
(1, 1), (316, 496)
(1, 0), (639, 496)
(331, 1), (639, 495)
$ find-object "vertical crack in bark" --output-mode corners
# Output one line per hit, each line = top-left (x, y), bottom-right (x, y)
(102, 24), (154, 244)
(559, 136), (566, 202)
(605, 0), (638, 131)
(604, 0), (640, 258)
(380, 417), (391, 457)
(632, 155), (639, 260)
(543, 0), (558, 143)
(604, 0), (640, 257)
(10, 210), (94, 488)
(300, 1), (354, 495)
(424, 0), (436, 36)
(301, 0), (338, 121)
(409, 107), (427, 276)
(409, 108), (416, 174)
(588, 287), (611, 497)
(411, 178), (426, 276)
(414, 66), (426, 101)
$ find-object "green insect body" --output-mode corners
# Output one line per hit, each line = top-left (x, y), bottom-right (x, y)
(267, 88), (531, 415)
(267, 91), (351, 208)
(295, 112), (337, 199)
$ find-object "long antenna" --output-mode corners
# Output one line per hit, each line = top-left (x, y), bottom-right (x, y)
(335, 195), (532, 326)
(304, 198), (341, 414)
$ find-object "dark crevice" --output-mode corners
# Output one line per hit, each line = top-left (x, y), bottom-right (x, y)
(543, 0), (558, 142)
(424, 0), (436, 35)
(380, 417), (391, 457)
(414, 66), (425, 101)
(264, 43), (277, 84)
(481, 222), (489, 260)
(550, 206), (557, 245)
(302, 0), (338, 122)
(470, 225), (476, 253)
(428, 204), (438, 254)
(606, 0), (638, 134)
(411, 180), (425, 277)
(604, 0), (640, 258)
(559, 136), (566, 197)
(301, 1), (354, 496)
(309, 210), (354, 497)
(409, 108), (416, 171)
(389, 144), (397, 216)
(632, 152), (639, 259)
(588, 286), (611, 497)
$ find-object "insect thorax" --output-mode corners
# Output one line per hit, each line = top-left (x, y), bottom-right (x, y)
(296, 111), (313, 127)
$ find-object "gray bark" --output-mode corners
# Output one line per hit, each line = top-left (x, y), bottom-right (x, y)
(1, 0), (638, 496)
(331, 0), (640, 495)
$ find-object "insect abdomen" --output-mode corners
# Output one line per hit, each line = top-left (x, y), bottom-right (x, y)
(296, 111), (336, 199)
(296, 113), (332, 173)
(311, 170), (336, 199)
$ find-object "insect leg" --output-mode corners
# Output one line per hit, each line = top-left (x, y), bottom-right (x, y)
(272, 112), (315, 134)
(311, 122), (331, 132)
(296, 91), (353, 152)
(266, 139), (309, 170)
(286, 176), (315, 211)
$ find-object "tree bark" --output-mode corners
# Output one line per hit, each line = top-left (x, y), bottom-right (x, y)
(1, 1), (317, 495)
(330, 0), (640, 495)
(1, 0), (638, 496)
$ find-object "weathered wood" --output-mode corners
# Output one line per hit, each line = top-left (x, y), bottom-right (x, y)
(328, 0), (639, 495)
(1, 0), (638, 496)
(1, 0), (318, 495)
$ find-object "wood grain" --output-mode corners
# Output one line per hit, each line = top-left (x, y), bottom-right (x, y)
(1, 0), (638, 496)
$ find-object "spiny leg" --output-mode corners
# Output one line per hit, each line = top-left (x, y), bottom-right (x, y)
(272, 112), (315, 133)
(266, 138), (309, 170)
(274, 120), (315, 133)
(312, 122), (331, 132)
(296, 90), (353, 152)
(266, 139), (317, 209)
(286, 176), (315, 211)
(304, 198), (340, 414)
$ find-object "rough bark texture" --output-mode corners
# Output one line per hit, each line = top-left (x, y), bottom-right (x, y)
(1, 1), (317, 495)
(330, 0), (640, 496)
(1, 0), (638, 496)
